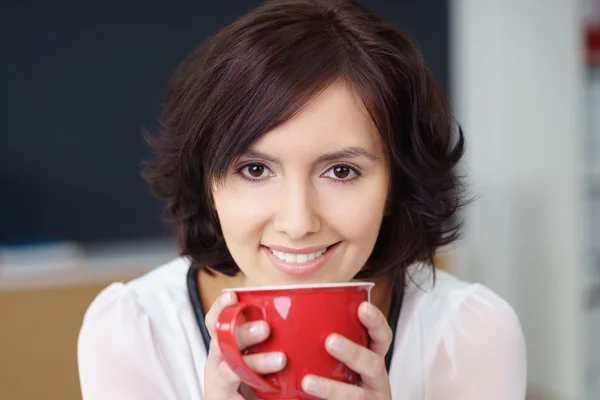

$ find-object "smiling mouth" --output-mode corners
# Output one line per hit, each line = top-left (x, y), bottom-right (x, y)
(262, 242), (340, 277)
(267, 245), (334, 263)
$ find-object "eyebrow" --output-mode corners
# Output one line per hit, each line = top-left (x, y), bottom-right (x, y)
(241, 146), (380, 164)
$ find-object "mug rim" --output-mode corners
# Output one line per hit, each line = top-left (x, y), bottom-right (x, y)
(222, 281), (375, 292)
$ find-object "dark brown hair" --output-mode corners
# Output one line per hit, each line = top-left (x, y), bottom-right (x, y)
(142, 0), (467, 287)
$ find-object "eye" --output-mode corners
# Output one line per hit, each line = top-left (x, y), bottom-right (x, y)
(239, 163), (272, 180)
(322, 165), (359, 181)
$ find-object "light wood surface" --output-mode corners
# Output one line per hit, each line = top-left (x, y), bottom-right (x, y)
(0, 273), (144, 400)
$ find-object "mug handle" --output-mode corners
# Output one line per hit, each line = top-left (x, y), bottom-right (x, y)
(215, 302), (279, 393)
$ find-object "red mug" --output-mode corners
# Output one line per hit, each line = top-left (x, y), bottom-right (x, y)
(215, 282), (374, 400)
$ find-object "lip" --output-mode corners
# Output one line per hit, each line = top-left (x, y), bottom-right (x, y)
(262, 242), (341, 277)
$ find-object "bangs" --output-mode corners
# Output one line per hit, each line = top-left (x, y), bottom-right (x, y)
(199, 22), (351, 185)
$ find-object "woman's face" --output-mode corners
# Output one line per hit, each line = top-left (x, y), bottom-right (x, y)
(212, 81), (390, 286)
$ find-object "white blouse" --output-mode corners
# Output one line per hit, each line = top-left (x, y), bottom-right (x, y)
(77, 257), (527, 399)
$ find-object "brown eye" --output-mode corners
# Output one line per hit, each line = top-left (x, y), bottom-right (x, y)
(333, 166), (350, 179)
(322, 165), (359, 182)
(240, 163), (270, 180)
(247, 164), (264, 177)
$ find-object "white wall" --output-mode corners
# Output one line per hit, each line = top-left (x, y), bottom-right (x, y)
(450, 1), (587, 398)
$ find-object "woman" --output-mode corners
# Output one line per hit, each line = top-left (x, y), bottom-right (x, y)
(77, 0), (527, 399)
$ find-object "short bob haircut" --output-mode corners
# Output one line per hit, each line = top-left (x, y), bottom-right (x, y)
(142, 0), (467, 288)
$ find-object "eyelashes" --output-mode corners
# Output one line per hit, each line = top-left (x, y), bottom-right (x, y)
(236, 162), (362, 185)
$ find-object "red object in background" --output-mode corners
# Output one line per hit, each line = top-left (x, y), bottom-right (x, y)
(588, 24), (600, 65)
(587, 1), (600, 65)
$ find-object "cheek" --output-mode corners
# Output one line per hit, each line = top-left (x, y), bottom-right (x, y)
(213, 186), (274, 241)
(321, 182), (388, 243)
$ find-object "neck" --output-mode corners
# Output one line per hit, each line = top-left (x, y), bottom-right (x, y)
(364, 276), (394, 318)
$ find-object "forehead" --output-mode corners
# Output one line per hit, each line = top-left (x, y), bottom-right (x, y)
(250, 81), (383, 154)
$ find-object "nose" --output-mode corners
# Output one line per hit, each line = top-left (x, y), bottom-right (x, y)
(273, 179), (320, 240)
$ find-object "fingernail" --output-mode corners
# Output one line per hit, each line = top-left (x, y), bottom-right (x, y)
(220, 291), (234, 306)
(326, 334), (347, 353)
(302, 375), (322, 395)
(249, 321), (267, 339)
(266, 352), (285, 369)
(360, 302), (374, 320)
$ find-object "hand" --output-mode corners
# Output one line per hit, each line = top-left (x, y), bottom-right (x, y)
(203, 291), (287, 400)
(301, 301), (393, 400)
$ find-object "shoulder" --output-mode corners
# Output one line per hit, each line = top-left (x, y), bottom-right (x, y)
(421, 268), (525, 355)
(80, 257), (192, 326)
(77, 257), (199, 398)
(402, 265), (522, 332)
(76, 257), (208, 398)
(392, 265), (527, 397)
(78, 256), (194, 362)
(396, 265), (525, 366)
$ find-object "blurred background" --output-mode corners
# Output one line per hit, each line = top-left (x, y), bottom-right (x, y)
(0, 0), (597, 399)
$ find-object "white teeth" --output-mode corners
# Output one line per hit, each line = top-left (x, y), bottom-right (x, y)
(270, 247), (328, 263)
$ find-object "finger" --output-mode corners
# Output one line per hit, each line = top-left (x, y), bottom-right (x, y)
(302, 374), (372, 400)
(205, 340), (242, 398)
(205, 291), (238, 336)
(206, 331), (285, 385)
(325, 334), (387, 391)
(215, 357), (242, 387)
(215, 355), (285, 400)
(235, 320), (270, 350)
(358, 302), (393, 358)
(242, 351), (286, 375)
(210, 347), (285, 395)
(205, 336), (225, 370)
